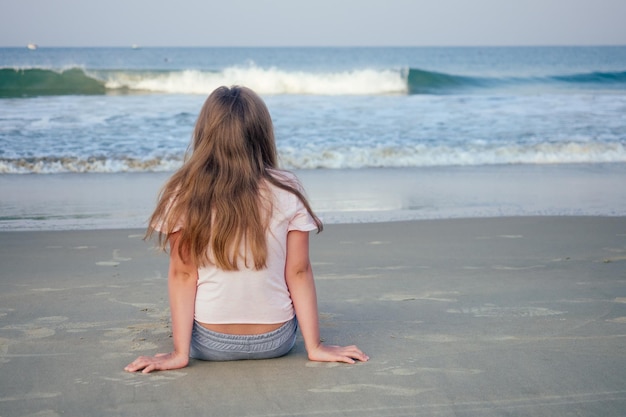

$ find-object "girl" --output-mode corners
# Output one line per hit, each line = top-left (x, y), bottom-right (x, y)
(125, 86), (368, 373)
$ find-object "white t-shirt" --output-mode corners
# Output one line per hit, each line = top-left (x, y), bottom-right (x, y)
(156, 171), (318, 324)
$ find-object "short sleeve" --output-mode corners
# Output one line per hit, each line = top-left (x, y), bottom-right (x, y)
(151, 194), (183, 234)
(288, 195), (318, 232)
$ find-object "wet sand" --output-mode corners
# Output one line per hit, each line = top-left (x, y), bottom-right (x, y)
(2, 164), (626, 231)
(1, 217), (626, 416)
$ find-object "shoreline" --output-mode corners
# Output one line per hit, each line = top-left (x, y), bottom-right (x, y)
(1, 216), (625, 416)
(1, 163), (626, 231)
(0, 213), (625, 234)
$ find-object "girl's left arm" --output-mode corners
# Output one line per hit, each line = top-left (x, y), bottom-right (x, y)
(125, 231), (197, 373)
(285, 230), (368, 364)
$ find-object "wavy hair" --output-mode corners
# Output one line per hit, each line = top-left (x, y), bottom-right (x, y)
(146, 86), (322, 270)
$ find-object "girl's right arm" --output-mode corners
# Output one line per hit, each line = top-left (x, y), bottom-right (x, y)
(125, 231), (198, 373)
(285, 230), (369, 364)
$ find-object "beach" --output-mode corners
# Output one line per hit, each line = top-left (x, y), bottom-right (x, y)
(1, 45), (625, 416)
(1, 216), (626, 416)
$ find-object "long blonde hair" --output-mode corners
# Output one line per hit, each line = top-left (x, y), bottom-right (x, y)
(147, 86), (322, 270)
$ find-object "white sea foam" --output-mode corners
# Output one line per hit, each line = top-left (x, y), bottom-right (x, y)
(0, 157), (182, 174)
(279, 141), (626, 169)
(103, 66), (408, 95)
(1, 142), (624, 174)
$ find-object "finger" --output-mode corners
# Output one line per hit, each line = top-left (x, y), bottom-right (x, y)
(350, 351), (369, 362)
(142, 363), (157, 374)
(339, 349), (368, 362)
(344, 346), (368, 360)
(125, 356), (153, 372)
(126, 362), (148, 372)
(125, 360), (143, 372)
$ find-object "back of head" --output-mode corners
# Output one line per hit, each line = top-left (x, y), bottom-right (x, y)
(192, 85), (277, 179)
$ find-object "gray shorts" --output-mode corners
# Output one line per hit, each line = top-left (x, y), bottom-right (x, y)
(190, 317), (297, 361)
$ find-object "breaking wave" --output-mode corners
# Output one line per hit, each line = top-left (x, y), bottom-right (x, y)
(2, 66), (625, 97)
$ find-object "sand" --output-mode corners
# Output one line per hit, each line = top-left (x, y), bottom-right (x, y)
(1, 216), (626, 416)
(3, 164), (626, 231)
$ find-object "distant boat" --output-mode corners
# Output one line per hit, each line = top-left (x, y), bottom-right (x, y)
(27, 43), (38, 50)
(131, 44), (141, 50)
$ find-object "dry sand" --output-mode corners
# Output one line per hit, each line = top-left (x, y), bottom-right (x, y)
(1, 217), (625, 416)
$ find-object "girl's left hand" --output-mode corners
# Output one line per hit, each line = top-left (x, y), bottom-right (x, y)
(125, 351), (189, 374)
(307, 343), (369, 364)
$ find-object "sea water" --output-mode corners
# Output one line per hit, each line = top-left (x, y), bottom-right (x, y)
(1, 46), (625, 230)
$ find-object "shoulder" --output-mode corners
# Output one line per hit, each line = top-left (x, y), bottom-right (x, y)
(263, 169), (319, 232)
(266, 168), (302, 188)
(262, 169), (306, 213)
(265, 169), (308, 197)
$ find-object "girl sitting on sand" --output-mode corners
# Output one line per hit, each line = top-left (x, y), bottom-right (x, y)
(125, 86), (368, 373)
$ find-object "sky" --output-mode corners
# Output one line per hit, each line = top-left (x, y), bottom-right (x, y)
(1, 0), (625, 47)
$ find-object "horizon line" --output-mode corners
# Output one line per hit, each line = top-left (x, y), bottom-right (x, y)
(4, 43), (626, 49)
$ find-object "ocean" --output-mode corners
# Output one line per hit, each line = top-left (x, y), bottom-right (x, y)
(1, 46), (625, 230)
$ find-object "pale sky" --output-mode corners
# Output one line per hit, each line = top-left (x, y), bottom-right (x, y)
(1, 0), (625, 47)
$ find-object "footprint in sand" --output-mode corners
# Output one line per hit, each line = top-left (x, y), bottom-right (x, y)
(476, 234), (524, 240)
(309, 383), (431, 396)
(100, 370), (187, 388)
(492, 264), (546, 270)
(96, 261), (120, 266)
(0, 316), (70, 364)
(607, 317), (626, 323)
(96, 249), (132, 266)
(380, 291), (459, 302)
(375, 365), (483, 376)
(0, 307), (14, 319)
(446, 304), (565, 318)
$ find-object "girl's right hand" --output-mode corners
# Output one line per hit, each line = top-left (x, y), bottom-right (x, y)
(124, 351), (189, 374)
(307, 343), (369, 364)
